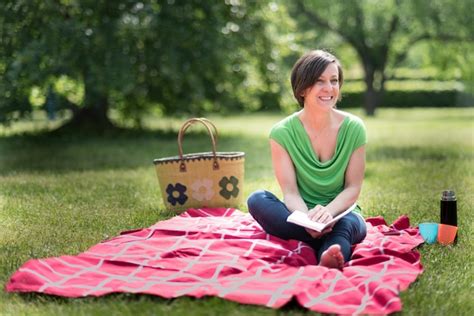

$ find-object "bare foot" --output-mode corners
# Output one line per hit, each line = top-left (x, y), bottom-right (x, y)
(319, 244), (344, 269)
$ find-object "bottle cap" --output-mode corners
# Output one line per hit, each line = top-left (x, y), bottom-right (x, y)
(441, 190), (456, 201)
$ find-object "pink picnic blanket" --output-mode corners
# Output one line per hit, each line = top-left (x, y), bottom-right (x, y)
(6, 208), (423, 314)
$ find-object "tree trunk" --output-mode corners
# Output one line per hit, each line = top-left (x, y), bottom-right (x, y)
(364, 86), (379, 116)
(362, 62), (385, 116)
(67, 101), (113, 130)
(54, 81), (116, 134)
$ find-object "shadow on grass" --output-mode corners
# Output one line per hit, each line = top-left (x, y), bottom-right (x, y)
(0, 128), (270, 175)
(2, 127), (469, 176)
(14, 290), (172, 304)
(13, 288), (308, 313)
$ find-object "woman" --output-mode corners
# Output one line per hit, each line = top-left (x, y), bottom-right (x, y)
(247, 50), (367, 269)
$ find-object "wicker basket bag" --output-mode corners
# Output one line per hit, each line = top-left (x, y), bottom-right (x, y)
(153, 118), (245, 211)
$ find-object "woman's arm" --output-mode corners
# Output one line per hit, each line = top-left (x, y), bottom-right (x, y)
(308, 145), (366, 223)
(326, 145), (365, 213)
(270, 139), (308, 213)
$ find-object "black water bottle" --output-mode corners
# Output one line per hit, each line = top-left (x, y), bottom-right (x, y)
(440, 190), (457, 227)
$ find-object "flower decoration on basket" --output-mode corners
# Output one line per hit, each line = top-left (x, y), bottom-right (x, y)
(166, 183), (188, 206)
(191, 178), (215, 202)
(153, 118), (245, 212)
(219, 176), (239, 200)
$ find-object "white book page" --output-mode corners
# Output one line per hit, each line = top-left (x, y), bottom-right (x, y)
(286, 203), (357, 232)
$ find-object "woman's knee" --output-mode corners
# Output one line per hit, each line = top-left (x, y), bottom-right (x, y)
(333, 213), (366, 243)
(247, 189), (280, 219)
(355, 214), (367, 243)
(247, 190), (267, 215)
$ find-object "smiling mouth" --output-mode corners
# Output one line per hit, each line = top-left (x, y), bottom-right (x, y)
(319, 96), (334, 101)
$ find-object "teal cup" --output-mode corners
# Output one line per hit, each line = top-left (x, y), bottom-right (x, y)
(419, 222), (439, 244)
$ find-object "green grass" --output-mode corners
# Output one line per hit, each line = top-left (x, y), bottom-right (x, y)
(1, 108), (473, 315)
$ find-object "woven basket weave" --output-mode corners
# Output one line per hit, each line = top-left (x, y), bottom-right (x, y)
(153, 118), (245, 211)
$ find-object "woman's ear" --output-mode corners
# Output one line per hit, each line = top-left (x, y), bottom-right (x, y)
(300, 88), (306, 97)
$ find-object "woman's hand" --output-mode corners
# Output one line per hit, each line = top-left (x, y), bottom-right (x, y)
(305, 226), (333, 238)
(305, 205), (335, 238)
(307, 205), (334, 223)
(304, 205), (334, 239)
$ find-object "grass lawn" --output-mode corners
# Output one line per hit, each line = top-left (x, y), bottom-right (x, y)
(0, 108), (473, 315)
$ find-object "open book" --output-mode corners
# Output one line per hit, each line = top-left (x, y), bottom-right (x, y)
(287, 203), (357, 232)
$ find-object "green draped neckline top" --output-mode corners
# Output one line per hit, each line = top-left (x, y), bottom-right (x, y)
(270, 111), (367, 210)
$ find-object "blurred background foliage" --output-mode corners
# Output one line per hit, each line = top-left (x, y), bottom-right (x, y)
(0, 0), (473, 131)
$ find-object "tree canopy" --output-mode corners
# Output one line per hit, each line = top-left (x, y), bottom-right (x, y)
(1, 0), (279, 130)
(0, 0), (472, 129)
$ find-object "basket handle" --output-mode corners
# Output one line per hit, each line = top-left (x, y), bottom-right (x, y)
(180, 117), (218, 146)
(177, 118), (219, 172)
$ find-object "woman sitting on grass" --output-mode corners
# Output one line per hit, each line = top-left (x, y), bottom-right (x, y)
(247, 49), (367, 269)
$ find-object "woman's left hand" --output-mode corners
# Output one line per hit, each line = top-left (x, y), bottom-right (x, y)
(305, 226), (333, 239)
(307, 205), (334, 224)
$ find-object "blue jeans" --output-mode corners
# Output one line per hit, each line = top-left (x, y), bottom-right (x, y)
(247, 190), (367, 263)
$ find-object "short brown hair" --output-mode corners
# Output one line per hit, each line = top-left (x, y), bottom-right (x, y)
(290, 50), (344, 107)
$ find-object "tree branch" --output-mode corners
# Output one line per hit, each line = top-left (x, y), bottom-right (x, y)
(351, 1), (367, 51)
(294, 0), (365, 54)
(294, 0), (336, 33)
(386, 13), (399, 45)
(378, 7), (400, 70)
(392, 32), (470, 68)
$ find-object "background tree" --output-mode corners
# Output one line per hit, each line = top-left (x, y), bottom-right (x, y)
(0, 0), (277, 131)
(1, 1), (471, 127)
(291, 0), (473, 115)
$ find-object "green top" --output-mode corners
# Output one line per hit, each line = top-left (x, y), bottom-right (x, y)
(269, 111), (367, 210)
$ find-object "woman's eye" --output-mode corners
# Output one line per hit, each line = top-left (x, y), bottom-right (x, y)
(331, 79), (339, 84)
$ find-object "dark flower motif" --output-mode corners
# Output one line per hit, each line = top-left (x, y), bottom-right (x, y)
(219, 176), (239, 200)
(166, 183), (188, 206)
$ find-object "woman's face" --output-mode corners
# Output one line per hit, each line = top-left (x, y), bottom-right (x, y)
(303, 63), (340, 110)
